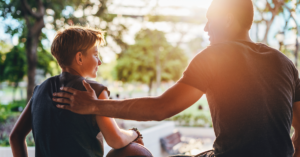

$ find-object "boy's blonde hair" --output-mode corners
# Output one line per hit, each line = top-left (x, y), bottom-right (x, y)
(51, 26), (105, 68)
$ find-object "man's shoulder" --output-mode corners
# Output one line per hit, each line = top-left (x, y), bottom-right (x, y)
(195, 41), (239, 57)
(198, 40), (285, 57)
(202, 40), (255, 52)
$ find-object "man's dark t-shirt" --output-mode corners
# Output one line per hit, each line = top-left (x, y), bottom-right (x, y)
(179, 40), (300, 157)
(30, 72), (109, 157)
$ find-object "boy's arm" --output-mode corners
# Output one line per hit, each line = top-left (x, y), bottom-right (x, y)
(95, 90), (138, 149)
(293, 101), (300, 157)
(9, 99), (33, 157)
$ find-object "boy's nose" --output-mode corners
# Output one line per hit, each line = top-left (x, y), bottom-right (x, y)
(98, 59), (102, 65)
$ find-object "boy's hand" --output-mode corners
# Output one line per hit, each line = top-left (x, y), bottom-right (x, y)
(134, 137), (144, 146)
(53, 80), (98, 114)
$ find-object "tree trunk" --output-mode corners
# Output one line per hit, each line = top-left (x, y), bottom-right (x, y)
(13, 86), (16, 102)
(26, 18), (44, 102)
(148, 78), (153, 96)
(256, 23), (259, 42)
(12, 82), (19, 102)
(155, 50), (161, 96)
(262, 16), (275, 44)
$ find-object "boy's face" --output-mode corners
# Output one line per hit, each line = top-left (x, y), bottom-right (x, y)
(81, 45), (101, 78)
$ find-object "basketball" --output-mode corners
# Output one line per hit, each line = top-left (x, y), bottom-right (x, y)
(106, 142), (153, 157)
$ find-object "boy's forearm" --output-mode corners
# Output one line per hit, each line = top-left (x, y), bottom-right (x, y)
(293, 129), (300, 157)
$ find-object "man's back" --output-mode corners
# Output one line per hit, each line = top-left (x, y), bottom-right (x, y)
(179, 40), (298, 157)
(31, 72), (107, 157)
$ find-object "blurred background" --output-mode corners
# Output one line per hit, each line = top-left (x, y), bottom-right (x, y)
(0, 0), (300, 156)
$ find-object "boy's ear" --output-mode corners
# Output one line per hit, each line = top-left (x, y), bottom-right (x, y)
(75, 52), (83, 66)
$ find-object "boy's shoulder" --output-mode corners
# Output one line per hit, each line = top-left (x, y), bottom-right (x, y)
(33, 75), (60, 91)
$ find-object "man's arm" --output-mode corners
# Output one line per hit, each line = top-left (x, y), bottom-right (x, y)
(9, 99), (32, 157)
(53, 80), (204, 121)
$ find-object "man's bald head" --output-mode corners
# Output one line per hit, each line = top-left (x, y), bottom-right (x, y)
(207, 0), (254, 30)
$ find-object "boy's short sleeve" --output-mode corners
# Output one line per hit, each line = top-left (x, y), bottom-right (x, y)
(87, 81), (110, 98)
(178, 48), (216, 93)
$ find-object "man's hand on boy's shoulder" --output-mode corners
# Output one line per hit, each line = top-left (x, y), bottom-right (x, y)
(53, 80), (98, 115)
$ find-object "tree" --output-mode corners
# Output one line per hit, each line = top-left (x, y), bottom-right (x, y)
(3, 46), (27, 101)
(0, 53), (4, 83)
(253, 0), (299, 44)
(147, 8), (206, 92)
(281, 1), (300, 66)
(115, 29), (188, 95)
(0, 0), (128, 101)
(0, 41), (13, 88)
(253, 0), (285, 44)
(188, 37), (204, 55)
(253, 0), (300, 66)
(2, 41), (56, 101)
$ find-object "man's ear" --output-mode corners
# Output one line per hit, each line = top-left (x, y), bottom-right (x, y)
(75, 52), (83, 66)
(225, 13), (234, 28)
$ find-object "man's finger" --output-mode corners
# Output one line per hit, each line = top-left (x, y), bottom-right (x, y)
(53, 92), (72, 99)
(53, 98), (71, 104)
(56, 104), (71, 110)
(82, 80), (94, 93)
(59, 87), (77, 94)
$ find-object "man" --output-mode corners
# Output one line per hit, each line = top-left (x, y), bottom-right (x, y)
(53, 0), (300, 156)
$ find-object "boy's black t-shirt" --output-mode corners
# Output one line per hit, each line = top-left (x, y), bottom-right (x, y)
(30, 72), (109, 157)
(178, 40), (300, 157)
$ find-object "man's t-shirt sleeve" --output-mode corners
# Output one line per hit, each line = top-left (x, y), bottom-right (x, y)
(178, 48), (215, 93)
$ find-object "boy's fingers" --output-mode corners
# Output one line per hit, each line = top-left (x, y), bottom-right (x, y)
(53, 92), (72, 98)
(53, 98), (71, 104)
(82, 80), (94, 93)
(56, 104), (71, 110)
(59, 87), (77, 94)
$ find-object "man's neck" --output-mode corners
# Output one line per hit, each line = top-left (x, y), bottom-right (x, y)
(230, 31), (253, 43)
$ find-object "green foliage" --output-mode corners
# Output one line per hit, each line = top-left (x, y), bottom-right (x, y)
(188, 37), (204, 54)
(0, 100), (26, 123)
(98, 61), (117, 81)
(0, 0), (127, 52)
(0, 41), (13, 82)
(166, 112), (212, 127)
(1, 43), (56, 84)
(148, 15), (206, 24)
(0, 99), (36, 147)
(0, 53), (5, 83)
(0, 100), (35, 146)
(3, 46), (27, 86)
(115, 29), (188, 85)
(36, 40), (57, 76)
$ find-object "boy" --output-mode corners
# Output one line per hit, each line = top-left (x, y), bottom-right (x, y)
(9, 26), (142, 157)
